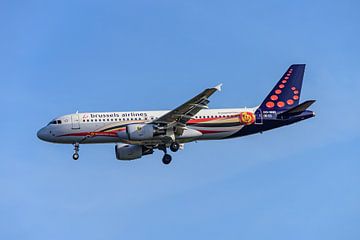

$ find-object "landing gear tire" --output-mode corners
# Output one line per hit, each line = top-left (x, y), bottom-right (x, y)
(73, 143), (80, 160)
(162, 154), (172, 165)
(170, 142), (180, 152)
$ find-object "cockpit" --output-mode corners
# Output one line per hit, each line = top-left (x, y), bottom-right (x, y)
(48, 120), (62, 125)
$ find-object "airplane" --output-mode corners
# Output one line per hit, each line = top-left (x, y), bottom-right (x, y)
(37, 64), (316, 165)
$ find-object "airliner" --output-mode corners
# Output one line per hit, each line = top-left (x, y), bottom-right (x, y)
(37, 64), (315, 164)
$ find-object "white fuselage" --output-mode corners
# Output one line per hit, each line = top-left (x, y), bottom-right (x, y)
(37, 107), (257, 144)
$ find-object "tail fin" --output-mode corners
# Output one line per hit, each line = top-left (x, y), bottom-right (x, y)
(259, 64), (305, 111)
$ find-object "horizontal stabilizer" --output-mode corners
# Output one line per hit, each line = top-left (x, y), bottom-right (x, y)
(277, 100), (316, 117)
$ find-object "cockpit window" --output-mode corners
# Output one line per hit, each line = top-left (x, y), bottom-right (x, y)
(48, 120), (61, 125)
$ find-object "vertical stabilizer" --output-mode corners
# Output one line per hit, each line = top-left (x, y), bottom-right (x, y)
(259, 64), (305, 111)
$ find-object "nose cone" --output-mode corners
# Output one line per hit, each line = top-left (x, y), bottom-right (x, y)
(37, 127), (49, 141)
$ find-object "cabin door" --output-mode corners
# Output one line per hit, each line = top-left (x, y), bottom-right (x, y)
(71, 114), (81, 129)
(255, 108), (263, 125)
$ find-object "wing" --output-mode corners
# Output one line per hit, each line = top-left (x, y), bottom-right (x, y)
(153, 83), (222, 127)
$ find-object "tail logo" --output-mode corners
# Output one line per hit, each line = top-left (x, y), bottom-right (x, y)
(265, 68), (300, 109)
(239, 112), (255, 125)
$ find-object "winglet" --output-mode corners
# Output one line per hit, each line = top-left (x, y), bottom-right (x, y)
(214, 83), (223, 91)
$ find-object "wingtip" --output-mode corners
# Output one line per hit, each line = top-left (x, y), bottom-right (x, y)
(214, 83), (223, 91)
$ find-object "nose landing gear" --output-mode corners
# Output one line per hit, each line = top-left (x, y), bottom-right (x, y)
(73, 143), (80, 160)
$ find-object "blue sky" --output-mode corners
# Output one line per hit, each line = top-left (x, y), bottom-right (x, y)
(1, 0), (359, 239)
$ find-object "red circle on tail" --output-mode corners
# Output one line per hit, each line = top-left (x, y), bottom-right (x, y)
(277, 101), (285, 108)
(270, 95), (278, 101)
(266, 101), (275, 108)
(287, 99), (294, 105)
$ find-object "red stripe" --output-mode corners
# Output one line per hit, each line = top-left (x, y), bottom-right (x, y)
(59, 131), (118, 137)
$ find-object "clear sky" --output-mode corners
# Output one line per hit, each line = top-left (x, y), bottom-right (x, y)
(1, 0), (359, 239)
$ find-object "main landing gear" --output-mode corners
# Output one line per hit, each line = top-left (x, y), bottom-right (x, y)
(162, 154), (172, 165)
(159, 145), (172, 164)
(73, 143), (80, 160)
(159, 142), (180, 165)
(170, 142), (180, 152)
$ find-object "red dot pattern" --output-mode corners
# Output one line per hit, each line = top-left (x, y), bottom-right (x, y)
(265, 68), (300, 109)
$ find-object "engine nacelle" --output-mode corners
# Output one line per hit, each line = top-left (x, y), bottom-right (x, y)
(117, 123), (155, 141)
(115, 143), (142, 160)
(127, 123), (155, 140)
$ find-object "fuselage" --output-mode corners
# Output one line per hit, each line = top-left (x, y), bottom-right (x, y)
(37, 107), (315, 145)
(37, 108), (253, 144)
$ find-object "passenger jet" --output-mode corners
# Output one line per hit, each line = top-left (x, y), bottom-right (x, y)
(37, 64), (316, 164)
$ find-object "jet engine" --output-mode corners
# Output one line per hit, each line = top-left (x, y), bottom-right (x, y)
(115, 143), (142, 160)
(126, 123), (155, 140)
(117, 123), (158, 141)
(115, 143), (154, 160)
